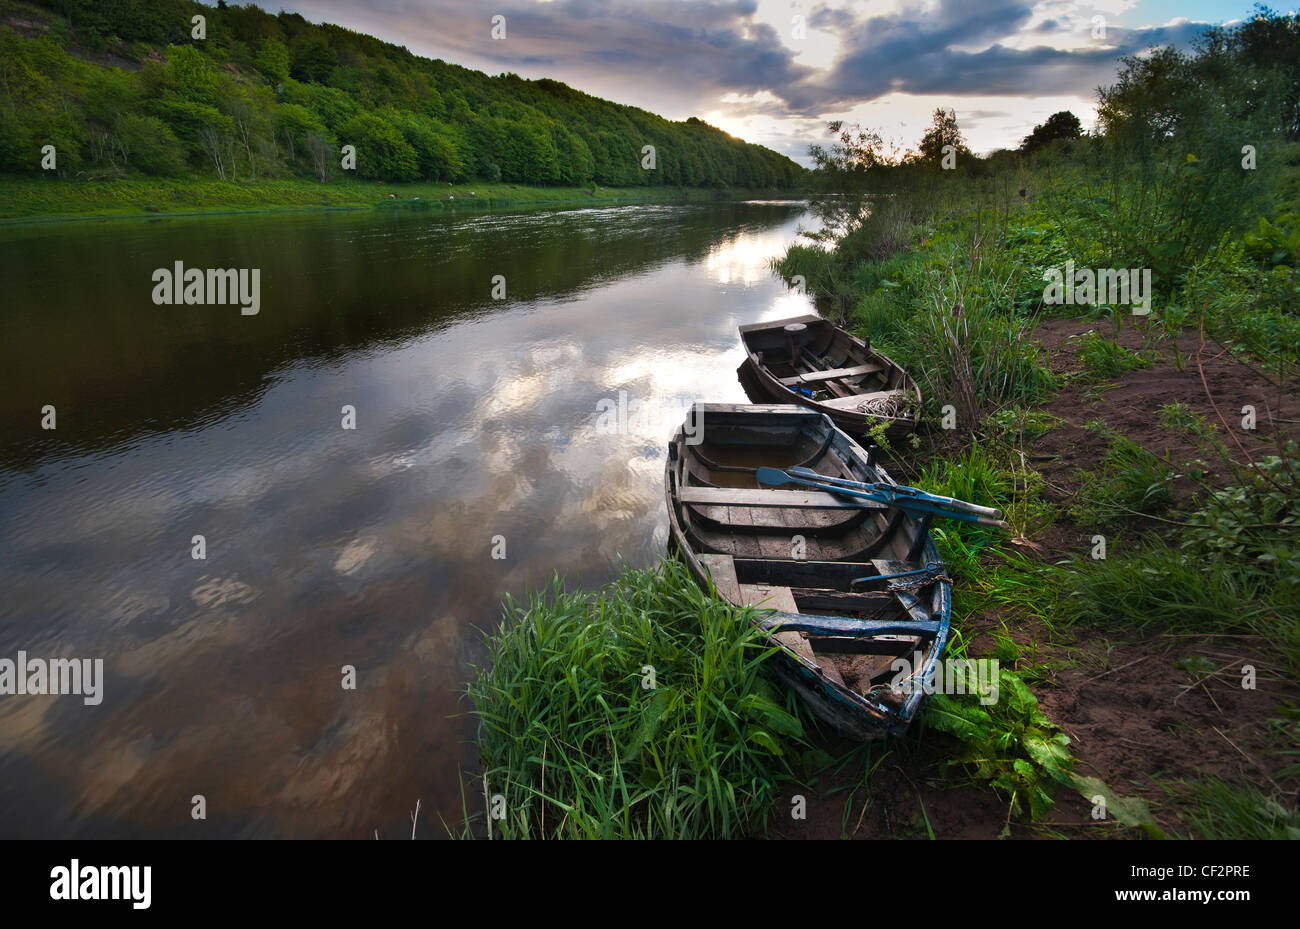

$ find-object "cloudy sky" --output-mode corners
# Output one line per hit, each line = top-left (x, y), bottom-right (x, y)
(275, 0), (1253, 163)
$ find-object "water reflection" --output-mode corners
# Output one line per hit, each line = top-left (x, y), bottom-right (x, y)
(0, 200), (814, 837)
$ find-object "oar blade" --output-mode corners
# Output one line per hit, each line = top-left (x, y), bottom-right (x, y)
(755, 466), (793, 486)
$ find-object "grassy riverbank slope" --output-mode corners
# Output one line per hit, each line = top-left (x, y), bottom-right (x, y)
(0, 176), (799, 223)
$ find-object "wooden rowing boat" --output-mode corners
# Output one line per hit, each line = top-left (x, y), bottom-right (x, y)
(664, 403), (952, 739)
(738, 314), (922, 440)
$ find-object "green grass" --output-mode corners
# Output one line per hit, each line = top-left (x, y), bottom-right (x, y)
(1172, 777), (1300, 839)
(1158, 401), (1213, 439)
(1069, 422), (1175, 526)
(1071, 329), (1152, 379)
(0, 176), (788, 223)
(1058, 544), (1266, 634)
(465, 558), (803, 839)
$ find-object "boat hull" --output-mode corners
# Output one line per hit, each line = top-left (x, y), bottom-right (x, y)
(737, 314), (922, 440)
(664, 403), (951, 740)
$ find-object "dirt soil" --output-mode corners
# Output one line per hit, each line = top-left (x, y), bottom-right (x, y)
(772, 316), (1300, 840)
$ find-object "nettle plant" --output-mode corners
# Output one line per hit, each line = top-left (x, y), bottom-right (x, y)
(925, 666), (1074, 826)
(1182, 448), (1300, 586)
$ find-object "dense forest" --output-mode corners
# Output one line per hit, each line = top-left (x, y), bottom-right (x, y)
(0, 0), (804, 188)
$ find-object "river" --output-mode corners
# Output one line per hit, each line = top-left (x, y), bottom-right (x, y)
(0, 199), (814, 838)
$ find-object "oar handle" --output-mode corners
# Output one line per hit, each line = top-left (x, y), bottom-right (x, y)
(762, 467), (1009, 529)
(788, 467), (1003, 518)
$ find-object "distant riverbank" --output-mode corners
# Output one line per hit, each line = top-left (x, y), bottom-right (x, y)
(0, 177), (804, 225)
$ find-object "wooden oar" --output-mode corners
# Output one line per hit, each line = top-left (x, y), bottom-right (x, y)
(757, 466), (1009, 529)
(786, 466), (1004, 518)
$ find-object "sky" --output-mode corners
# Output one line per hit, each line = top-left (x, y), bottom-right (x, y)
(274, 0), (1264, 164)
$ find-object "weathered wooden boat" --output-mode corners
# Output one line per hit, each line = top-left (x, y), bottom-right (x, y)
(665, 403), (952, 739)
(738, 314), (921, 439)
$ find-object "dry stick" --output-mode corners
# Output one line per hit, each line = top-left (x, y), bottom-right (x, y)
(1172, 659), (1239, 706)
(853, 796), (872, 837)
(482, 773), (492, 841)
(410, 798), (420, 840)
(1199, 679), (1226, 718)
(1158, 633), (1266, 638)
(1083, 654), (1150, 683)
(1212, 726), (1284, 796)
(1197, 315), (1286, 494)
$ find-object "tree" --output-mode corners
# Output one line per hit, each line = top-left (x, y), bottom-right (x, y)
(803, 121), (903, 241)
(1020, 111), (1082, 153)
(306, 130), (334, 182)
(291, 37), (338, 84)
(254, 38), (290, 86)
(916, 108), (971, 167)
(276, 103), (323, 164)
(337, 113), (418, 180)
(115, 113), (184, 175)
(3, 0), (804, 188)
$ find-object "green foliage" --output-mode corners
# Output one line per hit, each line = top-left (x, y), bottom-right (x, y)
(466, 558), (801, 839)
(1242, 212), (1300, 268)
(1070, 422), (1174, 524)
(1182, 448), (1300, 586)
(1020, 111), (1082, 155)
(988, 407), (1065, 445)
(1071, 775), (1165, 837)
(901, 249), (1054, 427)
(1071, 329), (1152, 379)
(253, 38), (291, 86)
(113, 113), (184, 175)
(918, 446), (1011, 543)
(916, 107), (971, 168)
(3, 2), (803, 188)
(1158, 401), (1213, 438)
(1058, 543), (1296, 674)
(337, 113), (418, 181)
(925, 666), (1074, 825)
(1093, 34), (1281, 283)
(1175, 777), (1300, 840)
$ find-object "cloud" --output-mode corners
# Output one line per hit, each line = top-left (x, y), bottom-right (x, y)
(782, 2), (1212, 112)
(278, 0), (1221, 156)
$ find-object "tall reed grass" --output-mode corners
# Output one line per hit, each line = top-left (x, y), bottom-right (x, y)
(466, 558), (803, 839)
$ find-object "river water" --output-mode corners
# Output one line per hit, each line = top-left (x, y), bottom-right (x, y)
(0, 200), (814, 838)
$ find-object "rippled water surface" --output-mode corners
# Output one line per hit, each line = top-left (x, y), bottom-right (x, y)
(0, 200), (814, 837)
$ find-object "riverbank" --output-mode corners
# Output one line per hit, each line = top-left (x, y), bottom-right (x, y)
(0, 177), (803, 225)
(758, 153), (1300, 837)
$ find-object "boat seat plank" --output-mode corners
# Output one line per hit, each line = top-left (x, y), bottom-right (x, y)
(739, 584), (813, 659)
(820, 390), (910, 412)
(778, 363), (882, 386)
(738, 585), (845, 684)
(758, 612), (943, 638)
(738, 583), (799, 612)
(679, 486), (884, 511)
(698, 554), (742, 603)
(788, 588), (902, 615)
